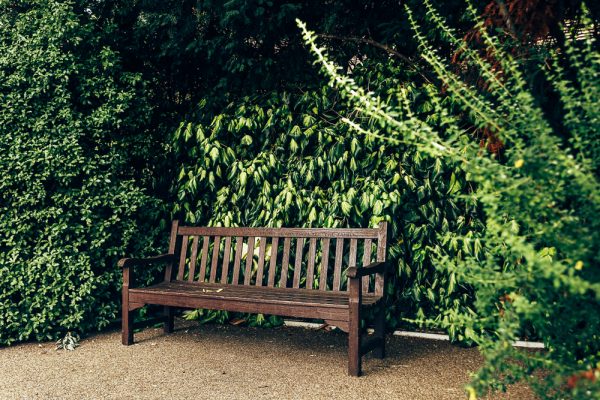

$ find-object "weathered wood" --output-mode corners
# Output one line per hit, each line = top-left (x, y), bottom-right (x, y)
(255, 237), (267, 286)
(178, 226), (379, 239)
(306, 237), (317, 289)
(209, 236), (221, 283)
(164, 220), (179, 282)
(348, 238), (358, 290)
(319, 238), (330, 291)
(121, 266), (133, 345)
(177, 235), (189, 281)
(332, 238), (344, 291)
(362, 238), (372, 293)
(199, 235), (210, 283)
(292, 237), (305, 289)
(279, 237), (291, 288)
(348, 276), (362, 376)
(244, 237), (255, 285)
(220, 236), (232, 284)
(121, 221), (388, 376)
(232, 236), (243, 285)
(267, 237), (279, 287)
(188, 236), (200, 282)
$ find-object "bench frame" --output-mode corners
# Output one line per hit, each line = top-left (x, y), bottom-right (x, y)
(119, 221), (389, 376)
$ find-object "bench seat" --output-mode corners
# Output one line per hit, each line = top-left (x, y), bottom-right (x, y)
(130, 281), (382, 325)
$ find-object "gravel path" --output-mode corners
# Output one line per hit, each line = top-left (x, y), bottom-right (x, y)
(1, 320), (535, 400)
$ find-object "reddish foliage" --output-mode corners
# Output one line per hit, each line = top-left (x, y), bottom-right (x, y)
(566, 368), (598, 389)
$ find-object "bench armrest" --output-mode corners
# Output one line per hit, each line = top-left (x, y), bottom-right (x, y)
(347, 262), (387, 279)
(118, 253), (176, 269)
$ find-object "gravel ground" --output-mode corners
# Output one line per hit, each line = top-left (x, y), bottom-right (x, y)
(1, 319), (535, 400)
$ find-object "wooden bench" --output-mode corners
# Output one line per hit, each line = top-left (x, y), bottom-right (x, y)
(119, 220), (389, 376)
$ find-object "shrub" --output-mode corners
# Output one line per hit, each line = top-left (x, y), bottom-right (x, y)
(299, 0), (600, 397)
(173, 76), (480, 329)
(0, 0), (163, 345)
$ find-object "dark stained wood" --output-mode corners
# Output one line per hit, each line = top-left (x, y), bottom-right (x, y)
(220, 236), (232, 284)
(199, 236), (210, 283)
(244, 237), (255, 285)
(319, 238), (330, 291)
(121, 220), (388, 376)
(305, 237), (317, 289)
(267, 237), (279, 287)
(348, 238), (358, 293)
(209, 236), (221, 283)
(292, 237), (305, 289)
(362, 238), (372, 293)
(177, 235), (189, 281)
(164, 220), (179, 282)
(255, 237), (267, 286)
(188, 236), (200, 282)
(121, 266), (133, 345)
(279, 237), (291, 288)
(332, 238), (344, 291)
(348, 275), (362, 376)
(232, 236), (243, 285)
(178, 226), (379, 239)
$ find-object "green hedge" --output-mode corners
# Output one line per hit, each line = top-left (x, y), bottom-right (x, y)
(0, 0), (163, 345)
(173, 70), (480, 331)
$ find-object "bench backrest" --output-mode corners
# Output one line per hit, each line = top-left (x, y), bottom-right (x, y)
(165, 221), (388, 296)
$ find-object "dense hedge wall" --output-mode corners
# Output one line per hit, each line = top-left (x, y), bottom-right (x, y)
(173, 68), (480, 331)
(0, 0), (163, 345)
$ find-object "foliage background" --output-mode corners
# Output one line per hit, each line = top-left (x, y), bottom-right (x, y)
(0, 0), (164, 345)
(1, 5), (599, 399)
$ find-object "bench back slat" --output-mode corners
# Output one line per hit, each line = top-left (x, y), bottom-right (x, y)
(267, 237), (279, 287)
(232, 236), (243, 285)
(306, 238), (317, 289)
(178, 226), (378, 239)
(255, 237), (267, 286)
(332, 238), (344, 291)
(170, 222), (388, 295)
(319, 238), (331, 290)
(188, 235), (200, 283)
(177, 235), (189, 281)
(362, 238), (372, 293)
(221, 237), (232, 284)
(280, 237), (291, 287)
(244, 237), (255, 285)
(198, 236), (209, 283)
(209, 236), (221, 283)
(292, 238), (305, 289)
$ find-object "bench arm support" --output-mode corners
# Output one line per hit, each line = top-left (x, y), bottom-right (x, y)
(118, 253), (176, 269)
(347, 261), (387, 279)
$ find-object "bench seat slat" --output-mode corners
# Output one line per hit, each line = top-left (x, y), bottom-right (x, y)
(129, 281), (382, 309)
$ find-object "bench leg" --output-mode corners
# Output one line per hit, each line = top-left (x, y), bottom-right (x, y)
(372, 306), (386, 359)
(348, 303), (362, 376)
(164, 306), (175, 333)
(122, 292), (134, 345)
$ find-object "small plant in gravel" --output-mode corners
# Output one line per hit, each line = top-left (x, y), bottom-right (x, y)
(55, 332), (80, 352)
